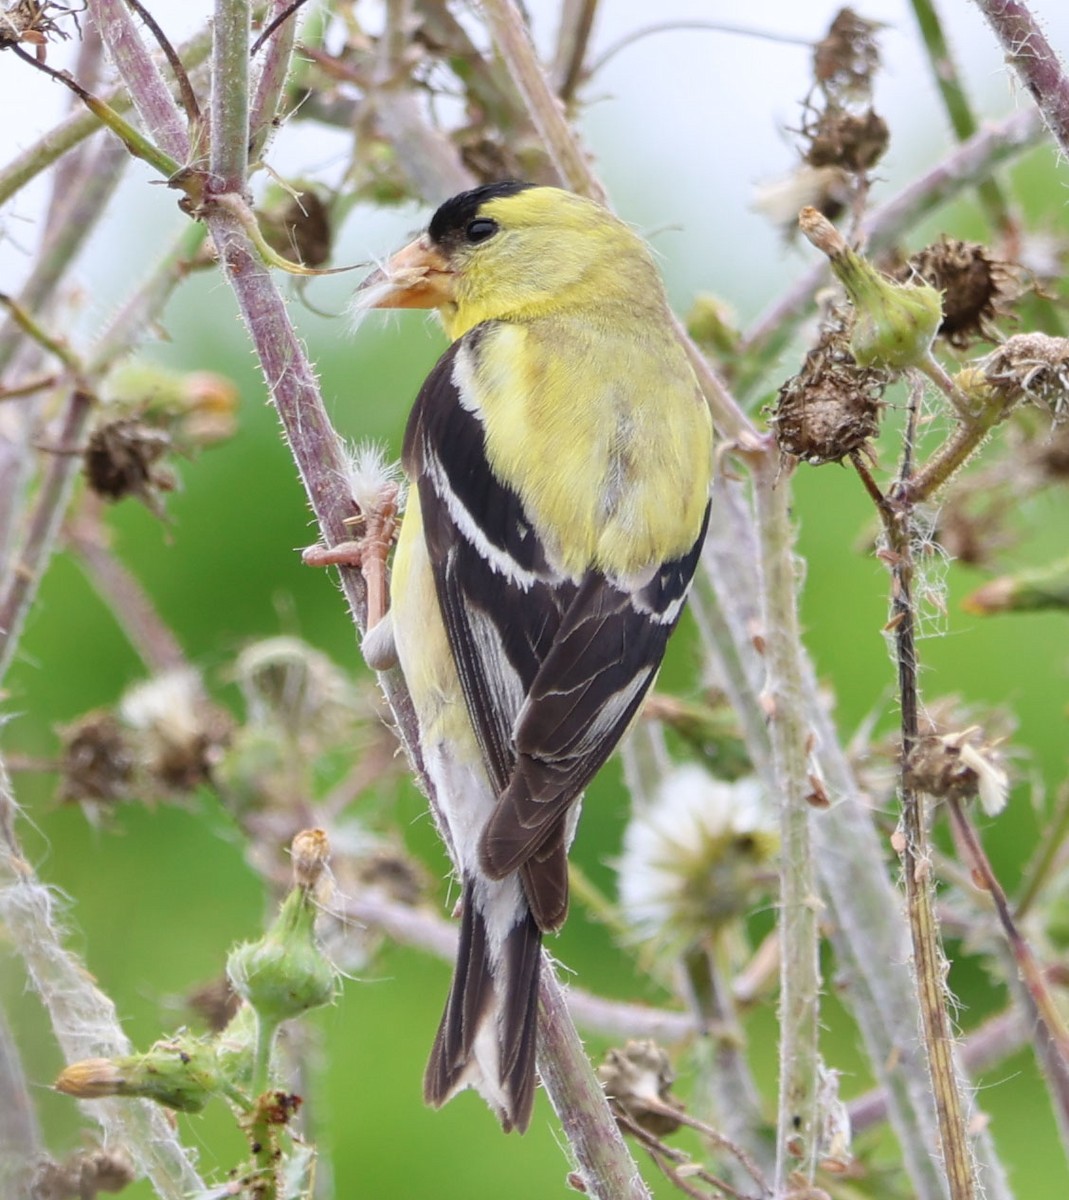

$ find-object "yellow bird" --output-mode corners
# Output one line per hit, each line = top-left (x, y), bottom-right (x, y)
(355, 182), (713, 1132)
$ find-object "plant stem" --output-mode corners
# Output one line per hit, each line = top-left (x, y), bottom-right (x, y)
(86, 0), (191, 162)
(909, 0), (1013, 233)
(0, 388), (94, 687)
(970, 0), (1069, 157)
(751, 459), (822, 1190)
(212, 0), (252, 192)
(877, 386), (978, 1200)
(537, 969), (653, 1200)
(250, 0), (300, 160)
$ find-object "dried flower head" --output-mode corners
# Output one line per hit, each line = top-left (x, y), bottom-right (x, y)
(902, 237), (1021, 348)
(597, 1040), (684, 1137)
(771, 311), (887, 464)
(812, 8), (883, 105)
(31, 1147), (136, 1199)
(120, 668), (232, 793)
(233, 635), (359, 735)
(258, 185), (333, 268)
(83, 418), (175, 514)
(905, 725), (1009, 816)
(57, 711), (135, 806)
(802, 106), (889, 174)
(617, 765), (777, 945)
(0, 0), (77, 56)
(981, 333), (1069, 417)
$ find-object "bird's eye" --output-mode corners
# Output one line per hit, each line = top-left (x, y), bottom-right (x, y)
(465, 217), (499, 243)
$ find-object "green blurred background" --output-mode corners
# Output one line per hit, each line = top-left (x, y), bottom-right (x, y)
(4, 2), (1069, 1195)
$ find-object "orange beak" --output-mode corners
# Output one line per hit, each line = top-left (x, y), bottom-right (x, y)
(355, 236), (456, 309)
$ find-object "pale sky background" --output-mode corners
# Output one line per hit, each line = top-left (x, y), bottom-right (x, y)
(1, 1), (1067, 335)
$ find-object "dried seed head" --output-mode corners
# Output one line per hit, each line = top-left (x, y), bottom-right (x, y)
(905, 725), (1009, 816)
(903, 237), (1021, 348)
(981, 333), (1069, 417)
(812, 8), (883, 104)
(771, 312), (887, 464)
(57, 711), (135, 806)
(32, 1147), (136, 1199)
(83, 418), (174, 513)
(0, 0), (76, 52)
(597, 1040), (684, 1137)
(803, 107), (889, 173)
(258, 186), (333, 267)
(120, 668), (232, 793)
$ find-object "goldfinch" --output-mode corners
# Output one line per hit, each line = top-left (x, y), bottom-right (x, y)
(355, 182), (713, 1132)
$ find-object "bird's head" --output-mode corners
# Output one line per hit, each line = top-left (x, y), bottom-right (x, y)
(354, 182), (663, 340)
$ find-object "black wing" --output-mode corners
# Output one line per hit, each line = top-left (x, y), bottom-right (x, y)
(404, 331), (709, 930)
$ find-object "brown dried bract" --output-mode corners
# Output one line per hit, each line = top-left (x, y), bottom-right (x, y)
(803, 106), (888, 173)
(57, 711), (135, 805)
(812, 8), (883, 105)
(770, 313), (888, 464)
(903, 237), (1021, 348)
(83, 418), (175, 513)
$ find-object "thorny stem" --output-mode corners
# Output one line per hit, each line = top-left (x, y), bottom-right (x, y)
(970, 0), (1069, 158)
(0, 389), (95, 687)
(751, 459), (822, 1192)
(250, 0), (302, 159)
(909, 0), (1014, 234)
(211, 0), (252, 193)
(551, 0), (599, 102)
(946, 798), (1069, 1062)
(0, 26), (214, 208)
(481, 0), (606, 204)
(85, 0), (191, 162)
(870, 388), (978, 1200)
(121, 0), (202, 128)
(8, 45), (183, 181)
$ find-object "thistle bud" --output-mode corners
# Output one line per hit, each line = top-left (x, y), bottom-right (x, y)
(227, 834), (335, 1025)
(54, 1037), (221, 1113)
(799, 208), (942, 371)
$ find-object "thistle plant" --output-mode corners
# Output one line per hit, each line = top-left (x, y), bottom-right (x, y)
(1, 4), (1069, 1200)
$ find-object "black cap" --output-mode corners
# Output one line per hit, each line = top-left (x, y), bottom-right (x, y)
(427, 181), (534, 246)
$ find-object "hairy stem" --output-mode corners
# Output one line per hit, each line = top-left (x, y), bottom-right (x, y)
(752, 459), (822, 1190)
(969, 0), (1069, 156)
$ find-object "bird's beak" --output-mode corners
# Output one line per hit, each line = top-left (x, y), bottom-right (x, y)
(355, 236), (456, 310)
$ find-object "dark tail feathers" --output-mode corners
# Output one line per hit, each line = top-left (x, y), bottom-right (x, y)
(423, 879), (542, 1132)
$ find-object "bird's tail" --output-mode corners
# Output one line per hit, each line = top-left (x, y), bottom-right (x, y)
(423, 876), (542, 1133)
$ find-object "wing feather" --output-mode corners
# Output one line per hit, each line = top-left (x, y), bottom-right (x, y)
(405, 329), (710, 930)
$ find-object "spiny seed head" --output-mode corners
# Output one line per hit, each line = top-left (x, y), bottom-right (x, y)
(902, 237), (1021, 348)
(981, 333), (1069, 417)
(771, 311), (887, 464)
(803, 106), (889, 174)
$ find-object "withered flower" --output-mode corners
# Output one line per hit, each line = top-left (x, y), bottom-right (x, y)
(812, 8), (883, 105)
(597, 1040), (684, 1137)
(981, 332), (1069, 417)
(83, 418), (175, 514)
(771, 313), (887, 464)
(903, 237), (1021, 348)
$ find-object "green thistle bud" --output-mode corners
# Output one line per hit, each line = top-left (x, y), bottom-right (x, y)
(799, 207), (942, 370)
(54, 1037), (222, 1113)
(227, 833), (335, 1025)
(685, 294), (739, 357)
